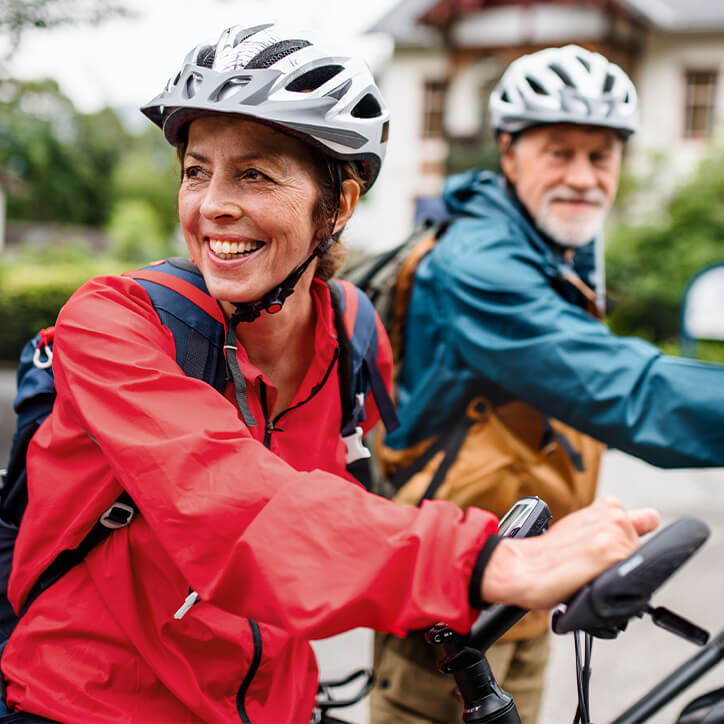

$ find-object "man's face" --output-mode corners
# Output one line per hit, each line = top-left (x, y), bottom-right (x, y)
(500, 124), (624, 248)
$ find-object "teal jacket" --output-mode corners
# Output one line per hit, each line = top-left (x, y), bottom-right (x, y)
(384, 170), (724, 468)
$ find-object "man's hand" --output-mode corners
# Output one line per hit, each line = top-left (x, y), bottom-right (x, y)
(481, 497), (660, 610)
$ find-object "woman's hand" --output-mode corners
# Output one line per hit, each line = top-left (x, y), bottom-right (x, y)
(481, 497), (660, 610)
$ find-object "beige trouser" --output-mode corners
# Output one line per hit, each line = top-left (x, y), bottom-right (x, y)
(369, 628), (551, 724)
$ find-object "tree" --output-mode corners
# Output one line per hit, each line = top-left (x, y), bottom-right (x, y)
(1, 0), (130, 58)
(606, 151), (724, 349)
(0, 78), (133, 226)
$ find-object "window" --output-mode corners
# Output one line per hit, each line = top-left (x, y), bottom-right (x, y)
(422, 79), (447, 138)
(684, 70), (718, 138)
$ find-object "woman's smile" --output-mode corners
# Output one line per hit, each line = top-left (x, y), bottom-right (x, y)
(206, 237), (266, 261)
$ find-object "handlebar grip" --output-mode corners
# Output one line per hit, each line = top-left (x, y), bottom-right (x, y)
(552, 517), (710, 637)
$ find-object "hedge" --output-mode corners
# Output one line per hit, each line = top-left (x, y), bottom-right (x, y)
(0, 259), (127, 362)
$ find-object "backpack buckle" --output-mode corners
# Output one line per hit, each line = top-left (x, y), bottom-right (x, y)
(33, 342), (53, 369)
(100, 502), (135, 529)
(342, 426), (371, 464)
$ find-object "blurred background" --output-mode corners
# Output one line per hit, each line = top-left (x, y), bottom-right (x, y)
(1, 1), (724, 721)
(2, 0), (724, 367)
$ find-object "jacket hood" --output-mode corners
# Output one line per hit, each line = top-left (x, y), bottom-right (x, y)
(443, 169), (521, 222)
(442, 169), (598, 283)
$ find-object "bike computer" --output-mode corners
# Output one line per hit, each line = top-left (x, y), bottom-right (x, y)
(497, 497), (551, 538)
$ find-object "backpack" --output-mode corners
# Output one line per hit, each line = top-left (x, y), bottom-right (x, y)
(341, 218), (454, 384)
(0, 257), (398, 644)
(341, 215), (606, 616)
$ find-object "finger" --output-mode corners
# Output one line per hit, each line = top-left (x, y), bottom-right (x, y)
(628, 507), (660, 536)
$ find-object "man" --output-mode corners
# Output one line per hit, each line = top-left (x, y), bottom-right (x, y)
(370, 44), (724, 724)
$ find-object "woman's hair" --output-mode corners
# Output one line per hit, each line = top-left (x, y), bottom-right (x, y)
(175, 128), (362, 282)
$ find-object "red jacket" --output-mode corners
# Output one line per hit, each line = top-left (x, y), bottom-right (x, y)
(3, 275), (497, 723)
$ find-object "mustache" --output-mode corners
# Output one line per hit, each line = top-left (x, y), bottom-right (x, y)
(542, 186), (608, 206)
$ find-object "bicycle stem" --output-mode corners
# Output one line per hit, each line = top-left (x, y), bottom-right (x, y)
(426, 623), (522, 723)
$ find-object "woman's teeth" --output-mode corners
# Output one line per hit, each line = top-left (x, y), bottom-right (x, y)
(208, 239), (264, 259)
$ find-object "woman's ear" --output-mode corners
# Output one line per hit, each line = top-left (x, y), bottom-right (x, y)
(334, 178), (361, 235)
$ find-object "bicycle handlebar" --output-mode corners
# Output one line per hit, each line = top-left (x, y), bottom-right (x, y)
(552, 516), (710, 639)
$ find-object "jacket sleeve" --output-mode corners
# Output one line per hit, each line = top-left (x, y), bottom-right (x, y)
(437, 220), (724, 469)
(45, 275), (497, 639)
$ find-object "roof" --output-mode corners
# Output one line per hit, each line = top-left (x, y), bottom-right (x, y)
(370, 0), (724, 43)
(368, 0), (442, 46)
(622, 0), (724, 30)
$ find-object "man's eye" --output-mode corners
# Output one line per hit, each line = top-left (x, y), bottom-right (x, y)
(184, 166), (203, 179)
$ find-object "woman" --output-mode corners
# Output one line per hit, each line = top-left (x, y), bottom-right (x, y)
(2, 24), (657, 723)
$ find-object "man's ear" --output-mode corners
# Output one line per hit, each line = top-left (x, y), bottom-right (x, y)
(498, 132), (517, 185)
(334, 178), (361, 235)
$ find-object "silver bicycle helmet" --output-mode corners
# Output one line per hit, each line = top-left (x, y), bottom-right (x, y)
(489, 45), (638, 137)
(141, 23), (390, 191)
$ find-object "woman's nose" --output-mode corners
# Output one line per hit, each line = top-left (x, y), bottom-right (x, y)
(200, 176), (243, 220)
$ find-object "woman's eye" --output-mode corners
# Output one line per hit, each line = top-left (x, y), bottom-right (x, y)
(184, 166), (204, 179)
(242, 168), (270, 182)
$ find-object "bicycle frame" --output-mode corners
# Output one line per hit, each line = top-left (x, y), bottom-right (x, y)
(612, 630), (724, 724)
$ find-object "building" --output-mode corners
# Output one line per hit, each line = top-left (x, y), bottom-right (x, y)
(348, 0), (724, 251)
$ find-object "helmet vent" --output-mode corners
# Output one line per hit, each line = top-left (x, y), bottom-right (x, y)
(603, 73), (616, 93)
(184, 72), (203, 99)
(576, 55), (591, 72)
(550, 64), (575, 87)
(210, 76), (252, 103)
(245, 40), (312, 70)
(287, 65), (344, 92)
(526, 76), (549, 96)
(352, 93), (382, 118)
(197, 46), (216, 68)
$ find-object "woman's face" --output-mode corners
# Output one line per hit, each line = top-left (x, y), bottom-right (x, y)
(178, 115), (323, 305)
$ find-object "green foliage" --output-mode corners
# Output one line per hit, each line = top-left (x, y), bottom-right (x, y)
(606, 150), (724, 359)
(0, 78), (134, 226)
(0, 257), (127, 361)
(0, 75), (186, 361)
(446, 136), (501, 175)
(110, 126), (179, 236)
(108, 198), (171, 263)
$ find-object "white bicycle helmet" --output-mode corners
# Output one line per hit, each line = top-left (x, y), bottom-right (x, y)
(141, 23), (390, 191)
(489, 45), (638, 137)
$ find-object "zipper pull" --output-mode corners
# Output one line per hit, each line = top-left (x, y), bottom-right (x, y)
(174, 590), (200, 620)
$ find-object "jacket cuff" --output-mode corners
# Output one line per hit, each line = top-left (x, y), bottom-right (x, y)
(468, 533), (502, 609)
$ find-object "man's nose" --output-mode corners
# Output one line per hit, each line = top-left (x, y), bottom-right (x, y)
(562, 154), (597, 190)
(200, 176), (243, 220)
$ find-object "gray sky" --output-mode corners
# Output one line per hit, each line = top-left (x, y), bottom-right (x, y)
(5, 0), (397, 113)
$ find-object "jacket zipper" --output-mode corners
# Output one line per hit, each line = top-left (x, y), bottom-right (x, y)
(236, 618), (262, 723)
(260, 346), (340, 448)
(234, 348), (339, 720)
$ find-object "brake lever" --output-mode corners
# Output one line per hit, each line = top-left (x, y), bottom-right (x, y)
(647, 605), (710, 646)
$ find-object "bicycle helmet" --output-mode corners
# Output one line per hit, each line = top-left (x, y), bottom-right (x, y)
(141, 23), (389, 192)
(489, 45), (638, 137)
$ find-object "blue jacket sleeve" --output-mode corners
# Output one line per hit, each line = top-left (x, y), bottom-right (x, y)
(436, 220), (724, 469)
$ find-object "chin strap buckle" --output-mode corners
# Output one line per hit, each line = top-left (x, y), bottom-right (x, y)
(342, 426), (371, 464)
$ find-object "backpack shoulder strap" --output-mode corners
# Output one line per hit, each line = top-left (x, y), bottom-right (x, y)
(124, 258), (226, 393)
(388, 231), (439, 382)
(328, 279), (399, 440)
(18, 260), (228, 621)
